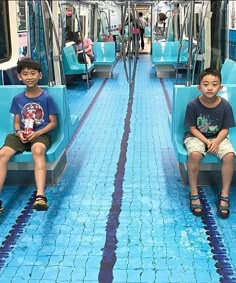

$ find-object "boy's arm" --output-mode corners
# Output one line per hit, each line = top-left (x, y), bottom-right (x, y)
(14, 114), (22, 131)
(36, 114), (57, 136)
(189, 126), (211, 147)
(14, 114), (28, 143)
(215, 128), (229, 143)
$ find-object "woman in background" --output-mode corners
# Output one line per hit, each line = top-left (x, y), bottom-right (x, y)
(76, 33), (95, 65)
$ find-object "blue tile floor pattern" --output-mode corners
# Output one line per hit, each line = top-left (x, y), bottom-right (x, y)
(0, 55), (236, 282)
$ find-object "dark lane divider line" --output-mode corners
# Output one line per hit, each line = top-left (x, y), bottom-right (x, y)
(98, 86), (134, 282)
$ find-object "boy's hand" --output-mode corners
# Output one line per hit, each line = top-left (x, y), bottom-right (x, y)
(207, 139), (219, 155)
(17, 131), (28, 143)
(25, 130), (38, 142)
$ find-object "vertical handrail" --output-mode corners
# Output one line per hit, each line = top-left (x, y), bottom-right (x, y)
(41, 0), (55, 86)
(175, 2), (191, 84)
(216, 0), (226, 70)
(121, 1), (131, 82)
(131, 5), (139, 87)
(191, 0), (211, 85)
(121, 1), (138, 94)
(44, 0), (65, 85)
(75, 2), (89, 89)
(30, 0), (40, 57)
(97, 9), (108, 37)
(185, 1), (195, 86)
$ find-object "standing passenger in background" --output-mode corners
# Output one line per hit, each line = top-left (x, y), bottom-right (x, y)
(138, 12), (147, 50)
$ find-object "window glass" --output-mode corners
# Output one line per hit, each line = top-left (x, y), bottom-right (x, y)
(0, 1), (11, 62)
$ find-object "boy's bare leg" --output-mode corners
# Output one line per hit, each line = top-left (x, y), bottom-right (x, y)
(31, 143), (47, 204)
(0, 146), (16, 211)
(0, 146), (16, 192)
(187, 152), (203, 212)
(220, 152), (234, 213)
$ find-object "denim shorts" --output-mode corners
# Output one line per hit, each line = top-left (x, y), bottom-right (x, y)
(184, 137), (236, 160)
(2, 133), (51, 153)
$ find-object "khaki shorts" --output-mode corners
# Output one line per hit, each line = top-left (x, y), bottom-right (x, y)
(184, 137), (236, 160)
(2, 133), (51, 153)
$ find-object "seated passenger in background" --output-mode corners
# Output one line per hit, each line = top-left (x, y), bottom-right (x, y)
(0, 58), (58, 213)
(76, 32), (95, 65)
(184, 68), (235, 218)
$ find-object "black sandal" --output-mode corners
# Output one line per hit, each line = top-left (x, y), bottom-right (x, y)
(189, 194), (203, 216)
(33, 195), (48, 211)
(218, 193), (230, 219)
(0, 200), (4, 213)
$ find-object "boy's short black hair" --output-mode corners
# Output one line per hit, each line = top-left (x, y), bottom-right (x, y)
(17, 58), (41, 74)
(199, 68), (221, 84)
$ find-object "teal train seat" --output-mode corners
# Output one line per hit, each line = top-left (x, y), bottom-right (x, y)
(221, 58), (236, 84)
(171, 84), (236, 186)
(152, 41), (188, 65)
(62, 45), (94, 75)
(152, 41), (189, 78)
(93, 42), (116, 78)
(0, 85), (71, 185)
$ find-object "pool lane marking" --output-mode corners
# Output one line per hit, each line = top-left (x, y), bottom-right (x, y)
(0, 194), (35, 270)
(98, 85), (134, 282)
(199, 189), (236, 282)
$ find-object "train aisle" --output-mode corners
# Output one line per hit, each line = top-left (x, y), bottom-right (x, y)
(0, 55), (236, 283)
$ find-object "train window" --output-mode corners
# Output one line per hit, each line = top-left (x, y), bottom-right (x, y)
(0, 1), (11, 62)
